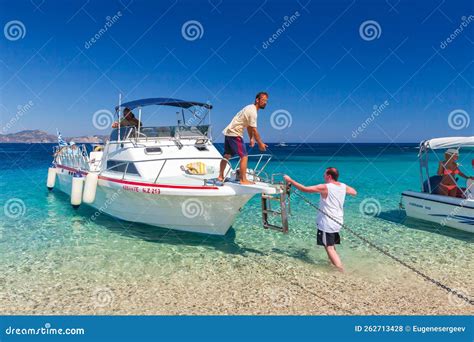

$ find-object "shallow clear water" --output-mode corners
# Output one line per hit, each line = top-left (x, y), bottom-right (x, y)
(0, 143), (472, 312)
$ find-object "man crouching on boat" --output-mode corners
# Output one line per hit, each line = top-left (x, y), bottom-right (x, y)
(218, 92), (269, 184)
(284, 168), (357, 272)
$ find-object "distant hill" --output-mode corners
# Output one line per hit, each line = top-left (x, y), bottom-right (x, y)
(0, 130), (108, 143)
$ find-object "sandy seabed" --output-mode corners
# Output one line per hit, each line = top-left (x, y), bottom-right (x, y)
(1, 251), (472, 315)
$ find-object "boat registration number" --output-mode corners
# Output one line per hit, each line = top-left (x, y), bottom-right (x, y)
(122, 185), (160, 194)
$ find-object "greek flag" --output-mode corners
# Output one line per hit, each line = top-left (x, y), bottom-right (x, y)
(57, 129), (67, 147)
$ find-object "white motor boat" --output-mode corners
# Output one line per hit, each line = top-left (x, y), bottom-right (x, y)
(401, 137), (474, 233)
(46, 97), (290, 235)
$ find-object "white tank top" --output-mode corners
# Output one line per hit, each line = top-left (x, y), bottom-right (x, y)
(316, 182), (346, 233)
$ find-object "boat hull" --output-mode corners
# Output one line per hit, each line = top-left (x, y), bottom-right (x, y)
(55, 169), (253, 235)
(401, 191), (474, 233)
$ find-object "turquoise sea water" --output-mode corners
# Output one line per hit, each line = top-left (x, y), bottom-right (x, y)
(0, 143), (472, 312)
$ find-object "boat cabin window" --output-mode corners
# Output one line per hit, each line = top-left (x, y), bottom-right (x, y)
(125, 163), (140, 176)
(107, 160), (140, 176)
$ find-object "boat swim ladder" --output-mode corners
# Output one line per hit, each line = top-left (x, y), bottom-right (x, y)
(261, 175), (292, 233)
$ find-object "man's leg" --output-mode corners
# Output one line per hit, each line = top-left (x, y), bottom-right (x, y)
(324, 245), (344, 272)
(239, 156), (254, 184)
(218, 154), (231, 181)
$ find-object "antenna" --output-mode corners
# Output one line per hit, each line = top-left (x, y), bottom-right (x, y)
(208, 106), (212, 141)
(118, 93), (122, 143)
(137, 107), (142, 139)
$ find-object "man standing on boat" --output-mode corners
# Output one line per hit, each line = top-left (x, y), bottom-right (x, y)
(218, 92), (269, 185)
(284, 168), (357, 272)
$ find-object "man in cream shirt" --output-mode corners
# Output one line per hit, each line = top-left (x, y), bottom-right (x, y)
(218, 92), (268, 184)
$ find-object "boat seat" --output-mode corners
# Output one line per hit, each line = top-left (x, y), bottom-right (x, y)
(422, 175), (442, 194)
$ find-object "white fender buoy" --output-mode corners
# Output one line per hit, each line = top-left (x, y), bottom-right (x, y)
(83, 173), (98, 204)
(46, 167), (57, 191)
(71, 173), (85, 209)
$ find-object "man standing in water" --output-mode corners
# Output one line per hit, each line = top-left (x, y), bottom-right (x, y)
(218, 92), (269, 184)
(284, 168), (357, 272)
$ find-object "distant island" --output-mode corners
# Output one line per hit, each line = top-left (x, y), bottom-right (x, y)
(0, 130), (108, 144)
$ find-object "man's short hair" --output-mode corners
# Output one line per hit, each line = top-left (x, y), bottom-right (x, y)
(255, 91), (268, 100)
(325, 167), (339, 181)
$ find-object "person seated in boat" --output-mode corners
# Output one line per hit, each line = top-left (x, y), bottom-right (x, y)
(437, 149), (473, 197)
(218, 92), (269, 185)
(111, 108), (142, 128)
(284, 168), (357, 272)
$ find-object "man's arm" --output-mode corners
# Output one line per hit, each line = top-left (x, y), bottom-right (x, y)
(346, 185), (357, 196)
(248, 126), (267, 151)
(283, 175), (327, 195)
(247, 127), (255, 147)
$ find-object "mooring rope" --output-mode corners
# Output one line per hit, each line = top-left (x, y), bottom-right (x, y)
(291, 190), (474, 306)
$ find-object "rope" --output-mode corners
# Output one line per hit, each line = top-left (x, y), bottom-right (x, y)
(291, 190), (474, 306)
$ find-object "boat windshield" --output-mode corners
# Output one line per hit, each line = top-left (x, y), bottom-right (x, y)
(109, 125), (210, 141)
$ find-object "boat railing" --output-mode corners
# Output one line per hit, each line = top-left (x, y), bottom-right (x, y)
(53, 144), (90, 170)
(229, 154), (273, 179)
(102, 153), (273, 185)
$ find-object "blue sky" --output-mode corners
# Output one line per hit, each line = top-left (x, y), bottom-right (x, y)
(0, 0), (472, 142)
